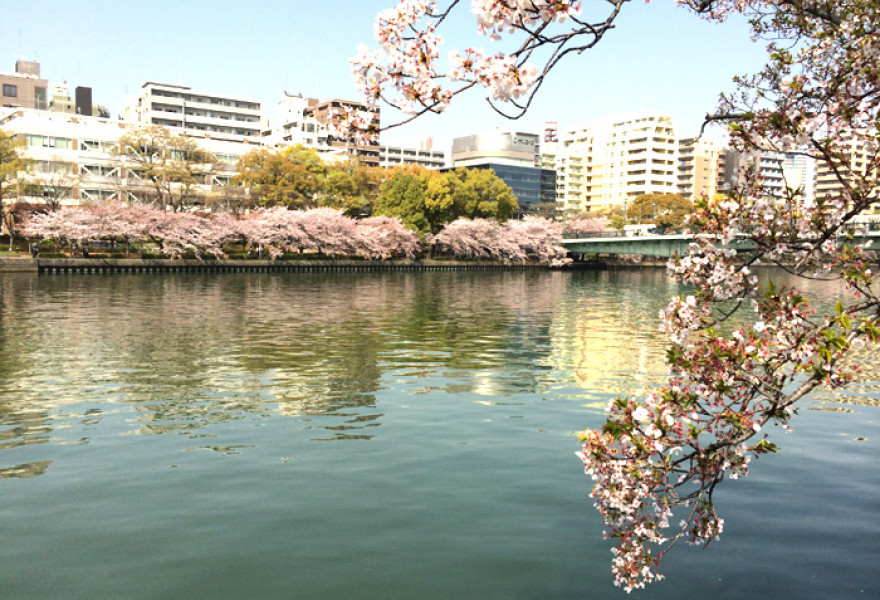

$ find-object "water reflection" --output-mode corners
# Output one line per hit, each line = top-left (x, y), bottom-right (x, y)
(0, 460), (51, 479)
(0, 268), (875, 473)
(0, 271), (571, 454)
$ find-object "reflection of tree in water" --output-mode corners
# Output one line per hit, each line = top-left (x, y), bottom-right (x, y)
(376, 271), (568, 394)
(0, 271), (568, 446)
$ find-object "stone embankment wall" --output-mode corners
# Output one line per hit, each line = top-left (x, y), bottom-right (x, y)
(0, 257), (554, 274)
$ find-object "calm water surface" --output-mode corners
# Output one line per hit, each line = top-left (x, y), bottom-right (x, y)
(0, 270), (877, 599)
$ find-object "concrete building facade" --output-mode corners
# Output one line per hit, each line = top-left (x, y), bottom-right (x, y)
(1, 108), (247, 207)
(123, 82), (264, 144)
(303, 98), (381, 167)
(265, 94), (382, 167)
(677, 137), (719, 202)
(543, 113), (678, 217)
(379, 144), (446, 169)
(1, 60), (48, 111)
(814, 135), (877, 209)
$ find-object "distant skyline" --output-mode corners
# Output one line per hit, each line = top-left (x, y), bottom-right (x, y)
(2, 1), (769, 150)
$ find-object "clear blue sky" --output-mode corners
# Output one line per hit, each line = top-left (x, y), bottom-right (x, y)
(1, 0), (768, 150)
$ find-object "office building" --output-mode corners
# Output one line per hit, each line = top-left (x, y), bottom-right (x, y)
(451, 130), (556, 214)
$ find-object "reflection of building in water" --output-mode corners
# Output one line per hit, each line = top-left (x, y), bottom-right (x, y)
(0, 460), (51, 479)
(548, 271), (675, 397)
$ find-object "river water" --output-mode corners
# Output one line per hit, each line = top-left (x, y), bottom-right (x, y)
(0, 269), (877, 599)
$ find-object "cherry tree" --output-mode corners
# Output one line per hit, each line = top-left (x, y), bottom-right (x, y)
(355, 215), (422, 259)
(297, 207), (360, 257)
(22, 206), (101, 251)
(237, 207), (419, 260)
(432, 216), (569, 264)
(504, 215), (571, 265)
(563, 217), (607, 237)
(358, 0), (880, 591)
(432, 217), (518, 261)
(238, 206), (305, 258)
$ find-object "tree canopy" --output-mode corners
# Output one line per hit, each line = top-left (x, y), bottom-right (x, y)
(1, 128), (31, 247)
(114, 125), (216, 211)
(628, 193), (693, 228)
(0, 129), (28, 202)
(374, 166), (518, 233)
(234, 144), (327, 210)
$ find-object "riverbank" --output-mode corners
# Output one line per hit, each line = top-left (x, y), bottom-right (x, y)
(0, 256), (567, 274)
(0, 255), (675, 274)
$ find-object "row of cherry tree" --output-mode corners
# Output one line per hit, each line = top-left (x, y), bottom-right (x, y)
(21, 203), (570, 265)
(346, 0), (880, 592)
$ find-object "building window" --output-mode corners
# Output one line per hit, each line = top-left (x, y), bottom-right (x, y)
(25, 135), (73, 150)
(2, 83), (17, 98)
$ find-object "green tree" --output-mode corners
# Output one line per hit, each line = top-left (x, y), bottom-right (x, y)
(234, 144), (327, 209)
(375, 166), (519, 234)
(114, 126), (216, 211)
(628, 193), (693, 228)
(372, 171), (430, 232)
(447, 168), (518, 222)
(321, 160), (384, 217)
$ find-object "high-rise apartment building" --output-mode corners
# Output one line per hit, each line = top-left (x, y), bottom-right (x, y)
(123, 82), (264, 144)
(814, 135), (878, 209)
(678, 137), (719, 202)
(543, 112), (678, 217)
(266, 93), (381, 167)
(303, 98), (381, 167)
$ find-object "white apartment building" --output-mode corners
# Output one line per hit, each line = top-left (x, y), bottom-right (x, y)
(264, 93), (331, 153)
(543, 113), (678, 217)
(123, 82), (264, 144)
(813, 134), (877, 207)
(379, 145), (446, 169)
(782, 152), (816, 205)
(737, 150), (787, 200)
(264, 93), (381, 167)
(1, 108), (250, 206)
(678, 137), (719, 202)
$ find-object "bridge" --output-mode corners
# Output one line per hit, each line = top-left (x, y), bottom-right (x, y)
(560, 230), (880, 258)
(560, 233), (694, 258)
